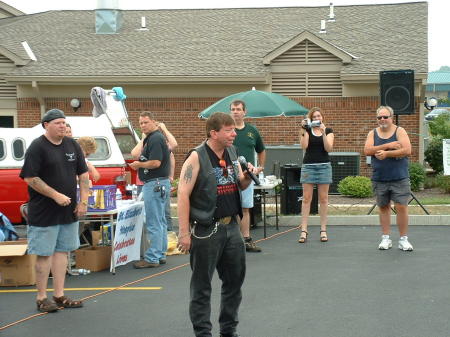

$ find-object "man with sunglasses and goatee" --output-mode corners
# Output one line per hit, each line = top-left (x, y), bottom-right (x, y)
(364, 106), (414, 251)
(177, 112), (253, 337)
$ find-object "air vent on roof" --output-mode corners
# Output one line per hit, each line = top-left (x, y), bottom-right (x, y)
(137, 16), (149, 31)
(95, 0), (122, 34)
(328, 2), (336, 22)
(319, 20), (326, 34)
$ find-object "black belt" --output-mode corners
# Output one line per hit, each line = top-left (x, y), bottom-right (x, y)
(144, 177), (168, 183)
(214, 216), (236, 225)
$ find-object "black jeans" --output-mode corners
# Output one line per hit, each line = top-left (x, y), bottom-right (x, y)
(189, 220), (246, 337)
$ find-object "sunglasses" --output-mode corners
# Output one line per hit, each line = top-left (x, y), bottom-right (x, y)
(377, 116), (391, 120)
(219, 159), (228, 177)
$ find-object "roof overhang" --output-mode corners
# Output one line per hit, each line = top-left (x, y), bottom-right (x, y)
(341, 72), (428, 84)
(0, 1), (26, 16)
(263, 30), (356, 66)
(4, 75), (270, 85)
(0, 45), (30, 66)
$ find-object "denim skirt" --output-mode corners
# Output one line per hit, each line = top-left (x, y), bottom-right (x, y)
(300, 163), (332, 184)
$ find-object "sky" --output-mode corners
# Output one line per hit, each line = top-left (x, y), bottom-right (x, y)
(3, 0), (449, 72)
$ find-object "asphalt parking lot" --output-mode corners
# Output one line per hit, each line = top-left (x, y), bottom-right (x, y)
(1, 225), (449, 337)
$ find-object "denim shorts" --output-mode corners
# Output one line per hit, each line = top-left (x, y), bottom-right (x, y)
(372, 178), (411, 206)
(27, 222), (80, 256)
(300, 163), (332, 184)
(240, 181), (254, 208)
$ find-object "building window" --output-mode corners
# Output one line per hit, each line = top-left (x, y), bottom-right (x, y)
(0, 116), (14, 128)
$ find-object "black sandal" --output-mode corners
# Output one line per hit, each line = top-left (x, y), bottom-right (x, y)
(320, 230), (328, 242)
(36, 298), (58, 313)
(53, 295), (83, 308)
(298, 230), (308, 243)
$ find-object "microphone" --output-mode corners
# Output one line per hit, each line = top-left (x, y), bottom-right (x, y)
(238, 156), (260, 185)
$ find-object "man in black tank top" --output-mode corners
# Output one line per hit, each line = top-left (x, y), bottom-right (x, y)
(177, 112), (253, 337)
(364, 106), (414, 251)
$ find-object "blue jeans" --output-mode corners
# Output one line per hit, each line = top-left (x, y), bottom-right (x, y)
(165, 197), (173, 231)
(143, 178), (170, 263)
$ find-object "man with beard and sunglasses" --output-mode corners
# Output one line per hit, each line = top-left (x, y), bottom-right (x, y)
(177, 112), (253, 337)
(364, 106), (414, 251)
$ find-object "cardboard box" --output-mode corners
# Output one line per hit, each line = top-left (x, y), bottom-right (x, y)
(75, 246), (111, 272)
(0, 241), (36, 287)
(91, 230), (101, 246)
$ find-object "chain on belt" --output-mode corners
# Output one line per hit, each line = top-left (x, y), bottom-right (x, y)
(190, 222), (219, 239)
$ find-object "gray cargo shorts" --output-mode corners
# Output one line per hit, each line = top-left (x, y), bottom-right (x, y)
(372, 178), (411, 207)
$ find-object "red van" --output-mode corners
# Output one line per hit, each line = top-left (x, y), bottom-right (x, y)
(0, 113), (138, 224)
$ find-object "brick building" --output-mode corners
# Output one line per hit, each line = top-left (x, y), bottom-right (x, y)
(0, 2), (428, 177)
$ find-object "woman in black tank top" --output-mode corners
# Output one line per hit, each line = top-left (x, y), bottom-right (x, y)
(298, 107), (334, 243)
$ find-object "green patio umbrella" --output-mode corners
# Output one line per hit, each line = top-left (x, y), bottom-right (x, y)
(198, 88), (308, 119)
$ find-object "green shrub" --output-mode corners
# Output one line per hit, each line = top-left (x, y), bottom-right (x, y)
(337, 176), (373, 197)
(170, 178), (179, 197)
(424, 175), (440, 189)
(408, 162), (425, 192)
(424, 136), (443, 174)
(428, 113), (450, 138)
(436, 174), (450, 193)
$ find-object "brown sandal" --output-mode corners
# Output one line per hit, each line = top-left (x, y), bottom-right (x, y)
(53, 295), (83, 308)
(298, 230), (308, 243)
(36, 298), (58, 313)
(320, 230), (328, 242)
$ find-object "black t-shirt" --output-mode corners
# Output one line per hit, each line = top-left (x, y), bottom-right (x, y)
(205, 144), (241, 219)
(19, 135), (88, 227)
(302, 127), (333, 164)
(138, 130), (170, 181)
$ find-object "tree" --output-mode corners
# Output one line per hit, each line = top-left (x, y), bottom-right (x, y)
(438, 66), (450, 71)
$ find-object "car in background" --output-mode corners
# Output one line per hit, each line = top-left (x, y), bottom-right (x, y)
(424, 108), (450, 121)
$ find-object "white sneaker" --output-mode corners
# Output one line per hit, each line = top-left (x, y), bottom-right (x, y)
(398, 236), (413, 251)
(378, 235), (392, 250)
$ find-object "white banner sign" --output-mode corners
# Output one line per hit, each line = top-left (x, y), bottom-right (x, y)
(112, 202), (144, 270)
(443, 139), (450, 176)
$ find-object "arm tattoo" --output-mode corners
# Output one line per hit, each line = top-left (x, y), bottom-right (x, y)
(29, 177), (47, 189)
(183, 164), (193, 184)
(79, 177), (90, 189)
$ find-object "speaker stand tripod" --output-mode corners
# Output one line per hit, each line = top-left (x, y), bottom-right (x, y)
(367, 192), (430, 215)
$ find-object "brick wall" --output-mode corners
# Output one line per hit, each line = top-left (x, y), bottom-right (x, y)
(17, 96), (421, 179)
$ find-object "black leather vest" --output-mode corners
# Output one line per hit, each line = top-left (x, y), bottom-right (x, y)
(189, 141), (241, 225)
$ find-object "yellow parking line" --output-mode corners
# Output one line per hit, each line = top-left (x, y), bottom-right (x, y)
(0, 287), (162, 293)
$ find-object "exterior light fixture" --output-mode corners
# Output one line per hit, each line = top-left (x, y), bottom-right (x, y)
(424, 97), (438, 111)
(70, 98), (81, 112)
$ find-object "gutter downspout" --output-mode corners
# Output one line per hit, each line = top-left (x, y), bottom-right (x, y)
(419, 78), (427, 164)
(32, 80), (46, 117)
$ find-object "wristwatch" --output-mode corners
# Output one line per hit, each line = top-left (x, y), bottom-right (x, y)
(80, 200), (88, 206)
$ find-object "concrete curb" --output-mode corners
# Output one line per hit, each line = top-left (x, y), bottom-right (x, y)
(168, 214), (450, 227)
(275, 214), (450, 226)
